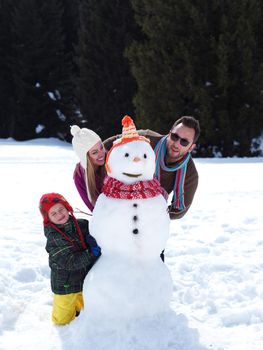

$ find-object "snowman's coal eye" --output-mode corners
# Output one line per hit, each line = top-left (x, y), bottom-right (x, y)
(125, 153), (129, 157)
(143, 154), (147, 159)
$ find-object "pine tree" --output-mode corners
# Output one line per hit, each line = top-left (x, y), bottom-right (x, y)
(76, 0), (139, 139)
(129, 0), (263, 156)
(208, 0), (263, 156)
(61, 0), (80, 55)
(0, 0), (15, 138)
(10, 0), (75, 140)
(128, 1), (215, 144)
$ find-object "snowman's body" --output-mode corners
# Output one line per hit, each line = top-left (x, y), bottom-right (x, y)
(82, 138), (172, 322)
(92, 193), (169, 261)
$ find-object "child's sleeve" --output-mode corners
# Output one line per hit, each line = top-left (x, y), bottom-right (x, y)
(78, 219), (100, 249)
(85, 233), (99, 249)
(45, 230), (98, 271)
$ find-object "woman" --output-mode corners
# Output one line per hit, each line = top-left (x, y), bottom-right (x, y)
(71, 125), (106, 212)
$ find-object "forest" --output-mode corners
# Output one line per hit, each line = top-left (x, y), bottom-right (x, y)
(0, 0), (263, 157)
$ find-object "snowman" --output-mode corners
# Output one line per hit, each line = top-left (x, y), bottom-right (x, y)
(79, 116), (172, 322)
(66, 116), (207, 350)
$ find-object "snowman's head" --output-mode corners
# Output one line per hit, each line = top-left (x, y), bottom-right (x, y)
(107, 140), (155, 184)
(106, 116), (156, 184)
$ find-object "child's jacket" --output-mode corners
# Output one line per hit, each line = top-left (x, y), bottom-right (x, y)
(44, 217), (99, 294)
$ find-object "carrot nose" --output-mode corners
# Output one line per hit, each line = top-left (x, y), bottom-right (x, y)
(133, 156), (141, 162)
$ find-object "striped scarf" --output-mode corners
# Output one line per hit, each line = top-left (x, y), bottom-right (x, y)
(154, 136), (191, 210)
(102, 176), (168, 201)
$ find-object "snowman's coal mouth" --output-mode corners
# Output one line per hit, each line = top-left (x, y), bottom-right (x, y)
(122, 172), (142, 178)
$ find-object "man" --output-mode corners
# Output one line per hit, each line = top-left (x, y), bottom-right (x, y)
(104, 115), (200, 220)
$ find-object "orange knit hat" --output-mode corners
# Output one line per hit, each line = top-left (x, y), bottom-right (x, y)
(106, 115), (150, 173)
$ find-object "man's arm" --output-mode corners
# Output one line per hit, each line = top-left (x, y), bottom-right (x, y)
(103, 129), (162, 151)
(103, 134), (120, 151)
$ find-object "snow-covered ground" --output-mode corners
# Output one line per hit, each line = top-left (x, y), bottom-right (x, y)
(0, 138), (262, 350)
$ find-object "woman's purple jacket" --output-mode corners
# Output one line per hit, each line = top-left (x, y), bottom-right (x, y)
(73, 163), (103, 212)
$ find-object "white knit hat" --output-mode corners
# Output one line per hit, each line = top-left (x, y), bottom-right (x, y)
(70, 125), (101, 168)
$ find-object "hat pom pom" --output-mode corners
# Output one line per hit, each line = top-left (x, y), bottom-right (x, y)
(70, 125), (81, 137)
(122, 115), (133, 127)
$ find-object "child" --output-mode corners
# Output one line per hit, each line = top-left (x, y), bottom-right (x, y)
(39, 192), (101, 325)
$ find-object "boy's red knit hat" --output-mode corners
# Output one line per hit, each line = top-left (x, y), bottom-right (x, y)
(39, 193), (73, 225)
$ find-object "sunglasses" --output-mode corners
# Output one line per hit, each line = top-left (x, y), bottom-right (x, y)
(169, 132), (191, 147)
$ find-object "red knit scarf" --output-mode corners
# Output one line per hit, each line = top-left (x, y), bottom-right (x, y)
(102, 176), (168, 201)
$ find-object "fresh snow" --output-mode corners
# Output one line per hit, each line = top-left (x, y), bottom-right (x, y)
(0, 138), (262, 350)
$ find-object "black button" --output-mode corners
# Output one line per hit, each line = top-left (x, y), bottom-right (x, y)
(133, 215), (138, 221)
(133, 203), (138, 207)
(133, 229), (139, 234)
